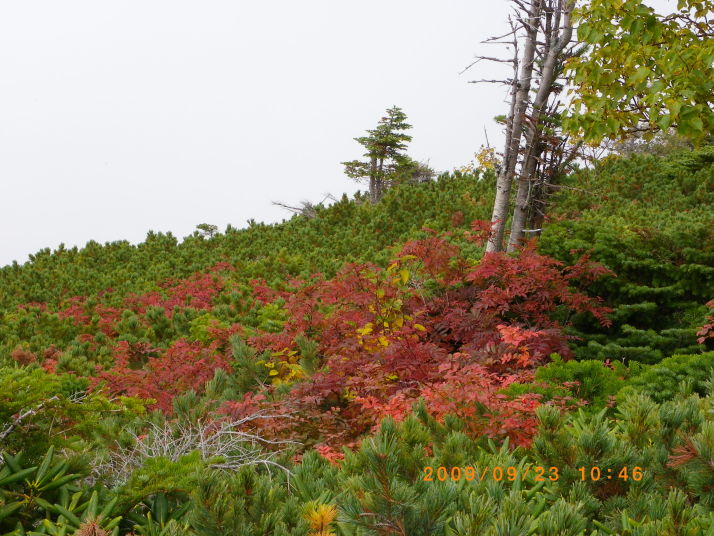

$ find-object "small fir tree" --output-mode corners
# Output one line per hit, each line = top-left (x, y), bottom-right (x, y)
(342, 106), (414, 203)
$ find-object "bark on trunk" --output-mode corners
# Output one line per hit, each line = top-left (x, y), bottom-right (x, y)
(526, 140), (582, 234)
(486, 0), (543, 253)
(507, 1), (573, 251)
(369, 157), (378, 204)
(375, 157), (385, 203)
(507, 139), (542, 251)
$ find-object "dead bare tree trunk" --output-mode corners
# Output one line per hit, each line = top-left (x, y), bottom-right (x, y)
(0, 395), (60, 441)
(507, 0), (573, 251)
(468, 0), (578, 252)
(486, 0), (543, 253)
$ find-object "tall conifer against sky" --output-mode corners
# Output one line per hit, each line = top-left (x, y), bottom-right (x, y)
(342, 106), (413, 204)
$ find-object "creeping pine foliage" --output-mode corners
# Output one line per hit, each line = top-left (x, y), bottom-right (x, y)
(1, 147), (714, 534)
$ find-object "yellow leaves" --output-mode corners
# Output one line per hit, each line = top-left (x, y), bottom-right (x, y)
(414, 323), (427, 332)
(386, 262), (410, 286)
(263, 347), (306, 385)
(303, 502), (337, 536)
(356, 322), (391, 349)
(352, 258), (425, 350)
(356, 323), (374, 337)
(272, 348), (298, 359)
(474, 145), (499, 170)
(271, 362), (306, 385)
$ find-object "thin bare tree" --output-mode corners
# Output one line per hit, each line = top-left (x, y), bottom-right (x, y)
(506, 0), (574, 251)
(467, 0), (575, 252)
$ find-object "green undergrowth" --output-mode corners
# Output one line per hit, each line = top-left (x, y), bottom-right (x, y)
(505, 351), (714, 411)
(540, 147), (714, 362)
(2, 147), (714, 535)
(2, 388), (713, 535)
(0, 171), (494, 311)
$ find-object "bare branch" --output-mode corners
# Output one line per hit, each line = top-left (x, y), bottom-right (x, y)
(0, 395), (60, 442)
(272, 193), (337, 218)
(460, 56), (516, 75)
(95, 413), (299, 485)
(468, 79), (514, 85)
(481, 27), (520, 42)
(475, 55), (518, 64)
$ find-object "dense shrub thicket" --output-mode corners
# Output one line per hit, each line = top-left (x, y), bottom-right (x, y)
(0, 172), (494, 311)
(540, 147), (714, 362)
(1, 149), (713, 535)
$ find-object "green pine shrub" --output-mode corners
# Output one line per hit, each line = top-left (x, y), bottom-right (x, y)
(619, 351), (714, 403)
(540, 147), (714, 364)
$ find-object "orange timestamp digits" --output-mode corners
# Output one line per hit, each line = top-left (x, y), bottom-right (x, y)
(577, 466), (643, 481)
(422, 465), (560, 482)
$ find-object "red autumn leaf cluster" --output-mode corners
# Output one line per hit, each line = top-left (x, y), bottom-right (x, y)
(31, 223), (612, 450)
(696, 299), (714, 345)
(93, 339), (232, 412)
(234, 225), (612, 448)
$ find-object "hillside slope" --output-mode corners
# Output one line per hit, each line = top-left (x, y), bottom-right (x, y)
(1, 149), (714, 535)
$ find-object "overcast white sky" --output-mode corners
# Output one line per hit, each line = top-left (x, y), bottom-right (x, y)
(0, 0), (673, 267)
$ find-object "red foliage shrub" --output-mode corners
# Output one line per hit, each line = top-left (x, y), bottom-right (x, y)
(11, 346), (37, 366)
(240, 225), (612, 448)
(93, 339), (232, 412)
(314, 444), (346, 466)
(33, 225), (612, 450)
(420, 355), (540, 447)
(57, 296), (90, 325)
(697, 299), (714, 344)
(124, 270), (226, 316)
(95, 305), (122, 337)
